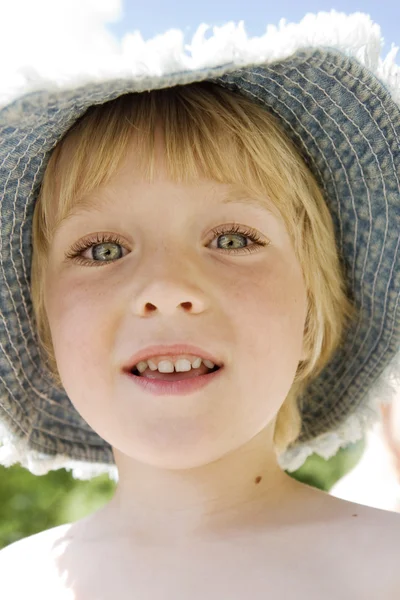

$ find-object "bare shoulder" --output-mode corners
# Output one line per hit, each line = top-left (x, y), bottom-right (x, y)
(333, 493), (400, 538)
(356, 499), (400, 551)
(322, 493), (400, 594)
(0, 523), (74, 600)
(315, 488), (400, 546)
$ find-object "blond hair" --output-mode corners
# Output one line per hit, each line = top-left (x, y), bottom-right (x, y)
(31, 81), (357, 454)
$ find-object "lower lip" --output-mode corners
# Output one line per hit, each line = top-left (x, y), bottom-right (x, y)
(125, 367), (224, 396)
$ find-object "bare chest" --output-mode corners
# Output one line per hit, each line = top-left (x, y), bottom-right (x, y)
(57, 552), (382, 600)
(42, 520), (398, 600)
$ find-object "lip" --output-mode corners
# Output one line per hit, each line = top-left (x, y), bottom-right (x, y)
(124, 365), (224, 396)
(122, 343), (224, 372)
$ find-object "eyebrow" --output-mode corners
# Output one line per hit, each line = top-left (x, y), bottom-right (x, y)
(221, 189), (277, 215)
(54, 186), (276, 234)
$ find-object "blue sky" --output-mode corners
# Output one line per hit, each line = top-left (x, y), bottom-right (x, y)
(108, 0), (399, 57)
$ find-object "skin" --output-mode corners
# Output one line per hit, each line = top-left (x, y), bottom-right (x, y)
(44, 126), (311, 547)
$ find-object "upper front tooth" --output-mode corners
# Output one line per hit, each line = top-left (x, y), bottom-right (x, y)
(136, 356), (215, 374)
(152, 359), (195, 373)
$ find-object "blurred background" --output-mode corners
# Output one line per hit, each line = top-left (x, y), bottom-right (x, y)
(1, 0), (399, 549)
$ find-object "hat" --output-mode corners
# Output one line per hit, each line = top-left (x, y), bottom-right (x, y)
(0, 10), (399, 481)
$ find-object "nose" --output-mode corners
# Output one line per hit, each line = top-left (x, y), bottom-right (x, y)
(129, 248), (210, 317)
(132, 281), (209, 317)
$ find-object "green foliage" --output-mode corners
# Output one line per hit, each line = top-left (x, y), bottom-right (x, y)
(0, 464), (115, 549)
(286, 437), (366, 491)
(0, 437), (366, 550)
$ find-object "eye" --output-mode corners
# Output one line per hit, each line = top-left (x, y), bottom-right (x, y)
(64, 233), (127, 266)
(64, 224), (270, 267)
(209, 223), (270, 255)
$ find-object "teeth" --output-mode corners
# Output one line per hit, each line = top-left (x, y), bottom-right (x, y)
(135, 357), (216, 374)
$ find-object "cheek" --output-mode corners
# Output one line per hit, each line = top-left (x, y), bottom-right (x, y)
(223, 259), (306, 348)
(222, 258), (307, 393)
(45, 278), (113, 380)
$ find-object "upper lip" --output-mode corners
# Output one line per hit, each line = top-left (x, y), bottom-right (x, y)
(122, 343), (224, 372)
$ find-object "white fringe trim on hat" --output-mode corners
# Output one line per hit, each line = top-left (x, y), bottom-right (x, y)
(278, 350), (400, 472)
(0, 422), (119, 482)
(0, 10), (399, 111)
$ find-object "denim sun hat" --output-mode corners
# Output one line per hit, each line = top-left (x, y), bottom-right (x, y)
(0, 10), (399, 482)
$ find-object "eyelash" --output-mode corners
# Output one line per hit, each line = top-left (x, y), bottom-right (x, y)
(64, 223), (269, 267)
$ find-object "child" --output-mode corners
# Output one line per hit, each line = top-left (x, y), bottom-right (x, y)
(0, 10), (399, 598)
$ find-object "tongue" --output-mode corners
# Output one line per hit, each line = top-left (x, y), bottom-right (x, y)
(141, 363), (211, 380)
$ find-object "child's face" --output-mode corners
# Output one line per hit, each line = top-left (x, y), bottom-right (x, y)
(44, 129), (308, 468)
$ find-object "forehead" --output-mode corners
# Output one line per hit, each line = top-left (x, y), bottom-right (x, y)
(53, 181), (282, 235)
(51, 121), (284, 237)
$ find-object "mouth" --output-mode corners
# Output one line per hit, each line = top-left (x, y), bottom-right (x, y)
(126, 363), (224, 396)
(131, 364), (221, 381)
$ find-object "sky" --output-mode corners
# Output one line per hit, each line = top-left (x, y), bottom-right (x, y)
(108, 1), (399, 56)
